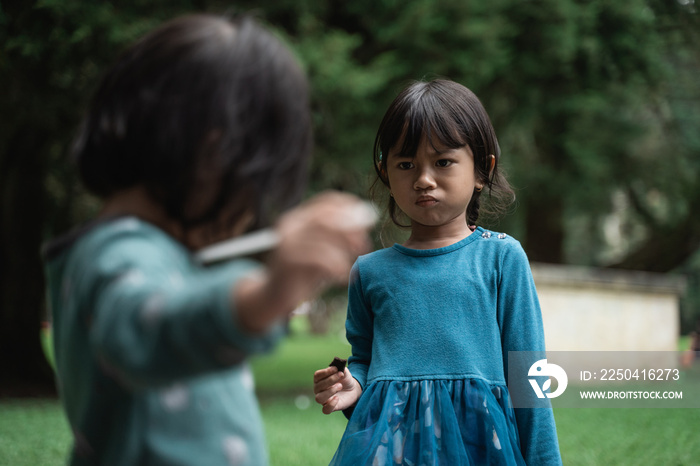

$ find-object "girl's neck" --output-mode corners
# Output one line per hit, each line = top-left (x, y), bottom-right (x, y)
(402, 221), (473, 250)
(99, 186), (184, 240)
(98, 186), (254, 250)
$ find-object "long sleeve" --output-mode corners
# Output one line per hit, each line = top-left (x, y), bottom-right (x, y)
(81, 229), (283, 389)
(497, 241), (562, 466)
(45, 218), (278, 465)
(345, 261), (373, 390)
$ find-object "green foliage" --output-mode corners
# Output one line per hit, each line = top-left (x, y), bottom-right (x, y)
(253, 0), (700, 322)
(4, 0), (699, 256)
(2, 1), (202, 234)
(243, 0), (700, 267)
(3, 0), (700, 384)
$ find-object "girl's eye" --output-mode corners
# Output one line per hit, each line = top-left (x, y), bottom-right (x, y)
(398, 162), (414, 170)
(436, 159), (453, 167)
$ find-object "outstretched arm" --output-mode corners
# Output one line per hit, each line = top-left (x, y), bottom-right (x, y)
(90, 192), (372, 388)
(235, 192), (373, 333)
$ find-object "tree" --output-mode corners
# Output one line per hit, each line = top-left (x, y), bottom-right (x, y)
(2, 0), (699, 393)
(0, 0), (383, 394)
(604, 0), (700, 272)
(241, 0), (700, 266)
(0, 0), (197, 394)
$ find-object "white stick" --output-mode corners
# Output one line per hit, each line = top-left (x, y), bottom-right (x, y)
(195, 201), (377, 264)
(195, 228), (281, 264)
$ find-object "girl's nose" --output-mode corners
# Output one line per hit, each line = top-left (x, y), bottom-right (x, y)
(414, 169), (436, 190)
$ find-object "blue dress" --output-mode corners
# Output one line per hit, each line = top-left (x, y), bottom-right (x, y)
(331, 228), (562, 465)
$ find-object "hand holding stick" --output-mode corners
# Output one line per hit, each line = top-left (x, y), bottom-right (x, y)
(196, 199), (377, 264)
(229, 192), (377, 333)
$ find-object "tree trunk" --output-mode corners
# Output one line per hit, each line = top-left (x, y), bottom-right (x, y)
(523, 192), (565, 264)
(608, 195), (700, 273)
(0, 125), (56, 396)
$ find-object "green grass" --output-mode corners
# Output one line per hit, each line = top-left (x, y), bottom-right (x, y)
(3, 322), (700, 465)
(251, 318), (351, 397)
(252, 317), (351, 465)
(260, 397), (347, 465)
(0, 399), (72, 465)
(556, 408), (700, 465)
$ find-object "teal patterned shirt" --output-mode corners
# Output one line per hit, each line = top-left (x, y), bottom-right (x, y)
(43, 217), (283, 465)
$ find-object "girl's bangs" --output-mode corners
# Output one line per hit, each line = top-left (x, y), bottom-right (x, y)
(384, 94), (466, 158)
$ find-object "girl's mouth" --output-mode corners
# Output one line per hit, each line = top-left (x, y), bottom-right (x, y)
(415, 196), (438, 206)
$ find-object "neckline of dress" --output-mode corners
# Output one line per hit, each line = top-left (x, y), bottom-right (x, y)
(393, 226), (485, 257)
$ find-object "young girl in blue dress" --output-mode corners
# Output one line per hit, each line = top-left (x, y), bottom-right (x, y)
(314, 79), (562, 465)
(43, 14), (372, 465)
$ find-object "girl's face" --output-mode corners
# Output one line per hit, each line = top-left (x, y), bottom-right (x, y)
(386, 136), (481, 233)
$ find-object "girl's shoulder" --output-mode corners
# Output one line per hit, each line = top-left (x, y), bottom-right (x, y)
(356, 228), (526, 259)
(45, 216), (168, 258)
(354, 228), (526, 271)
(474, 227), (517, 244)
(474, 228), (526, 254)
(44, 216), (189, 277)
(353, 245), (400, 269)
(474, 229), (534, 275)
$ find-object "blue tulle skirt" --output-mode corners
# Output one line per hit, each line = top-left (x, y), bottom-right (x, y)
(330, 379), (525, 466)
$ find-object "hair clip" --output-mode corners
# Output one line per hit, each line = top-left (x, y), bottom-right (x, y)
(379, 151), (383, 162)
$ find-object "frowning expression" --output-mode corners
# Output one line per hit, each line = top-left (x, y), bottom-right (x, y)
(386, 137), (480, 229)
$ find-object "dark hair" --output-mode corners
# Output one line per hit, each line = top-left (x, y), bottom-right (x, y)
(372, 79), (514, 227)
(73, 14), (312, 233)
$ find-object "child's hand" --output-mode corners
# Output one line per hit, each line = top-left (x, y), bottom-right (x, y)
(271, 191), (372, 289)
(235, 191), (374, 332)
(313, 365), (362, 414)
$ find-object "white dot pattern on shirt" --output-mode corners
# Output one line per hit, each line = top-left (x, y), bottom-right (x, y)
(167, 273), (184, 288)
(222, 435), (248, 465)
(240, 364), (255, 392)
(140, 294), (165, 326)
(113, 218), (140, 232)
(118, 269), (145, 287)
(161, 384), (189, 411)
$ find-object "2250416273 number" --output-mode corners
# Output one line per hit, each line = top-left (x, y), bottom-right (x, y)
(598, 368), (680, 381)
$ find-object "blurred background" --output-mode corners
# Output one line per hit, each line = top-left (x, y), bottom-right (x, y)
(1, 1), (700, 464)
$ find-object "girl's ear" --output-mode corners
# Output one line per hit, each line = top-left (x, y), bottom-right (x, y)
(475, 154), (495, 192)
(378, 161), (389, 183)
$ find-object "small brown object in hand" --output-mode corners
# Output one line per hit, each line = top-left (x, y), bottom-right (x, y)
(329, 357), (347, 373)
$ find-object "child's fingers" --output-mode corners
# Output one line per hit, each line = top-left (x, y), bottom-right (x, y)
(321, 385), (358, 414)
(322, 396), (340, 415)
(316, 368), (361, 414)
(314, 382), (343, 406)
(313, 366), (337, 382)
(313, 368), (344, 393)
(278, 192), (374, 263)
(267, 192), (374, 304)
(339, 368), (355, 389)
(309, 198), (374, 258)
(300, 241), (356, 285)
